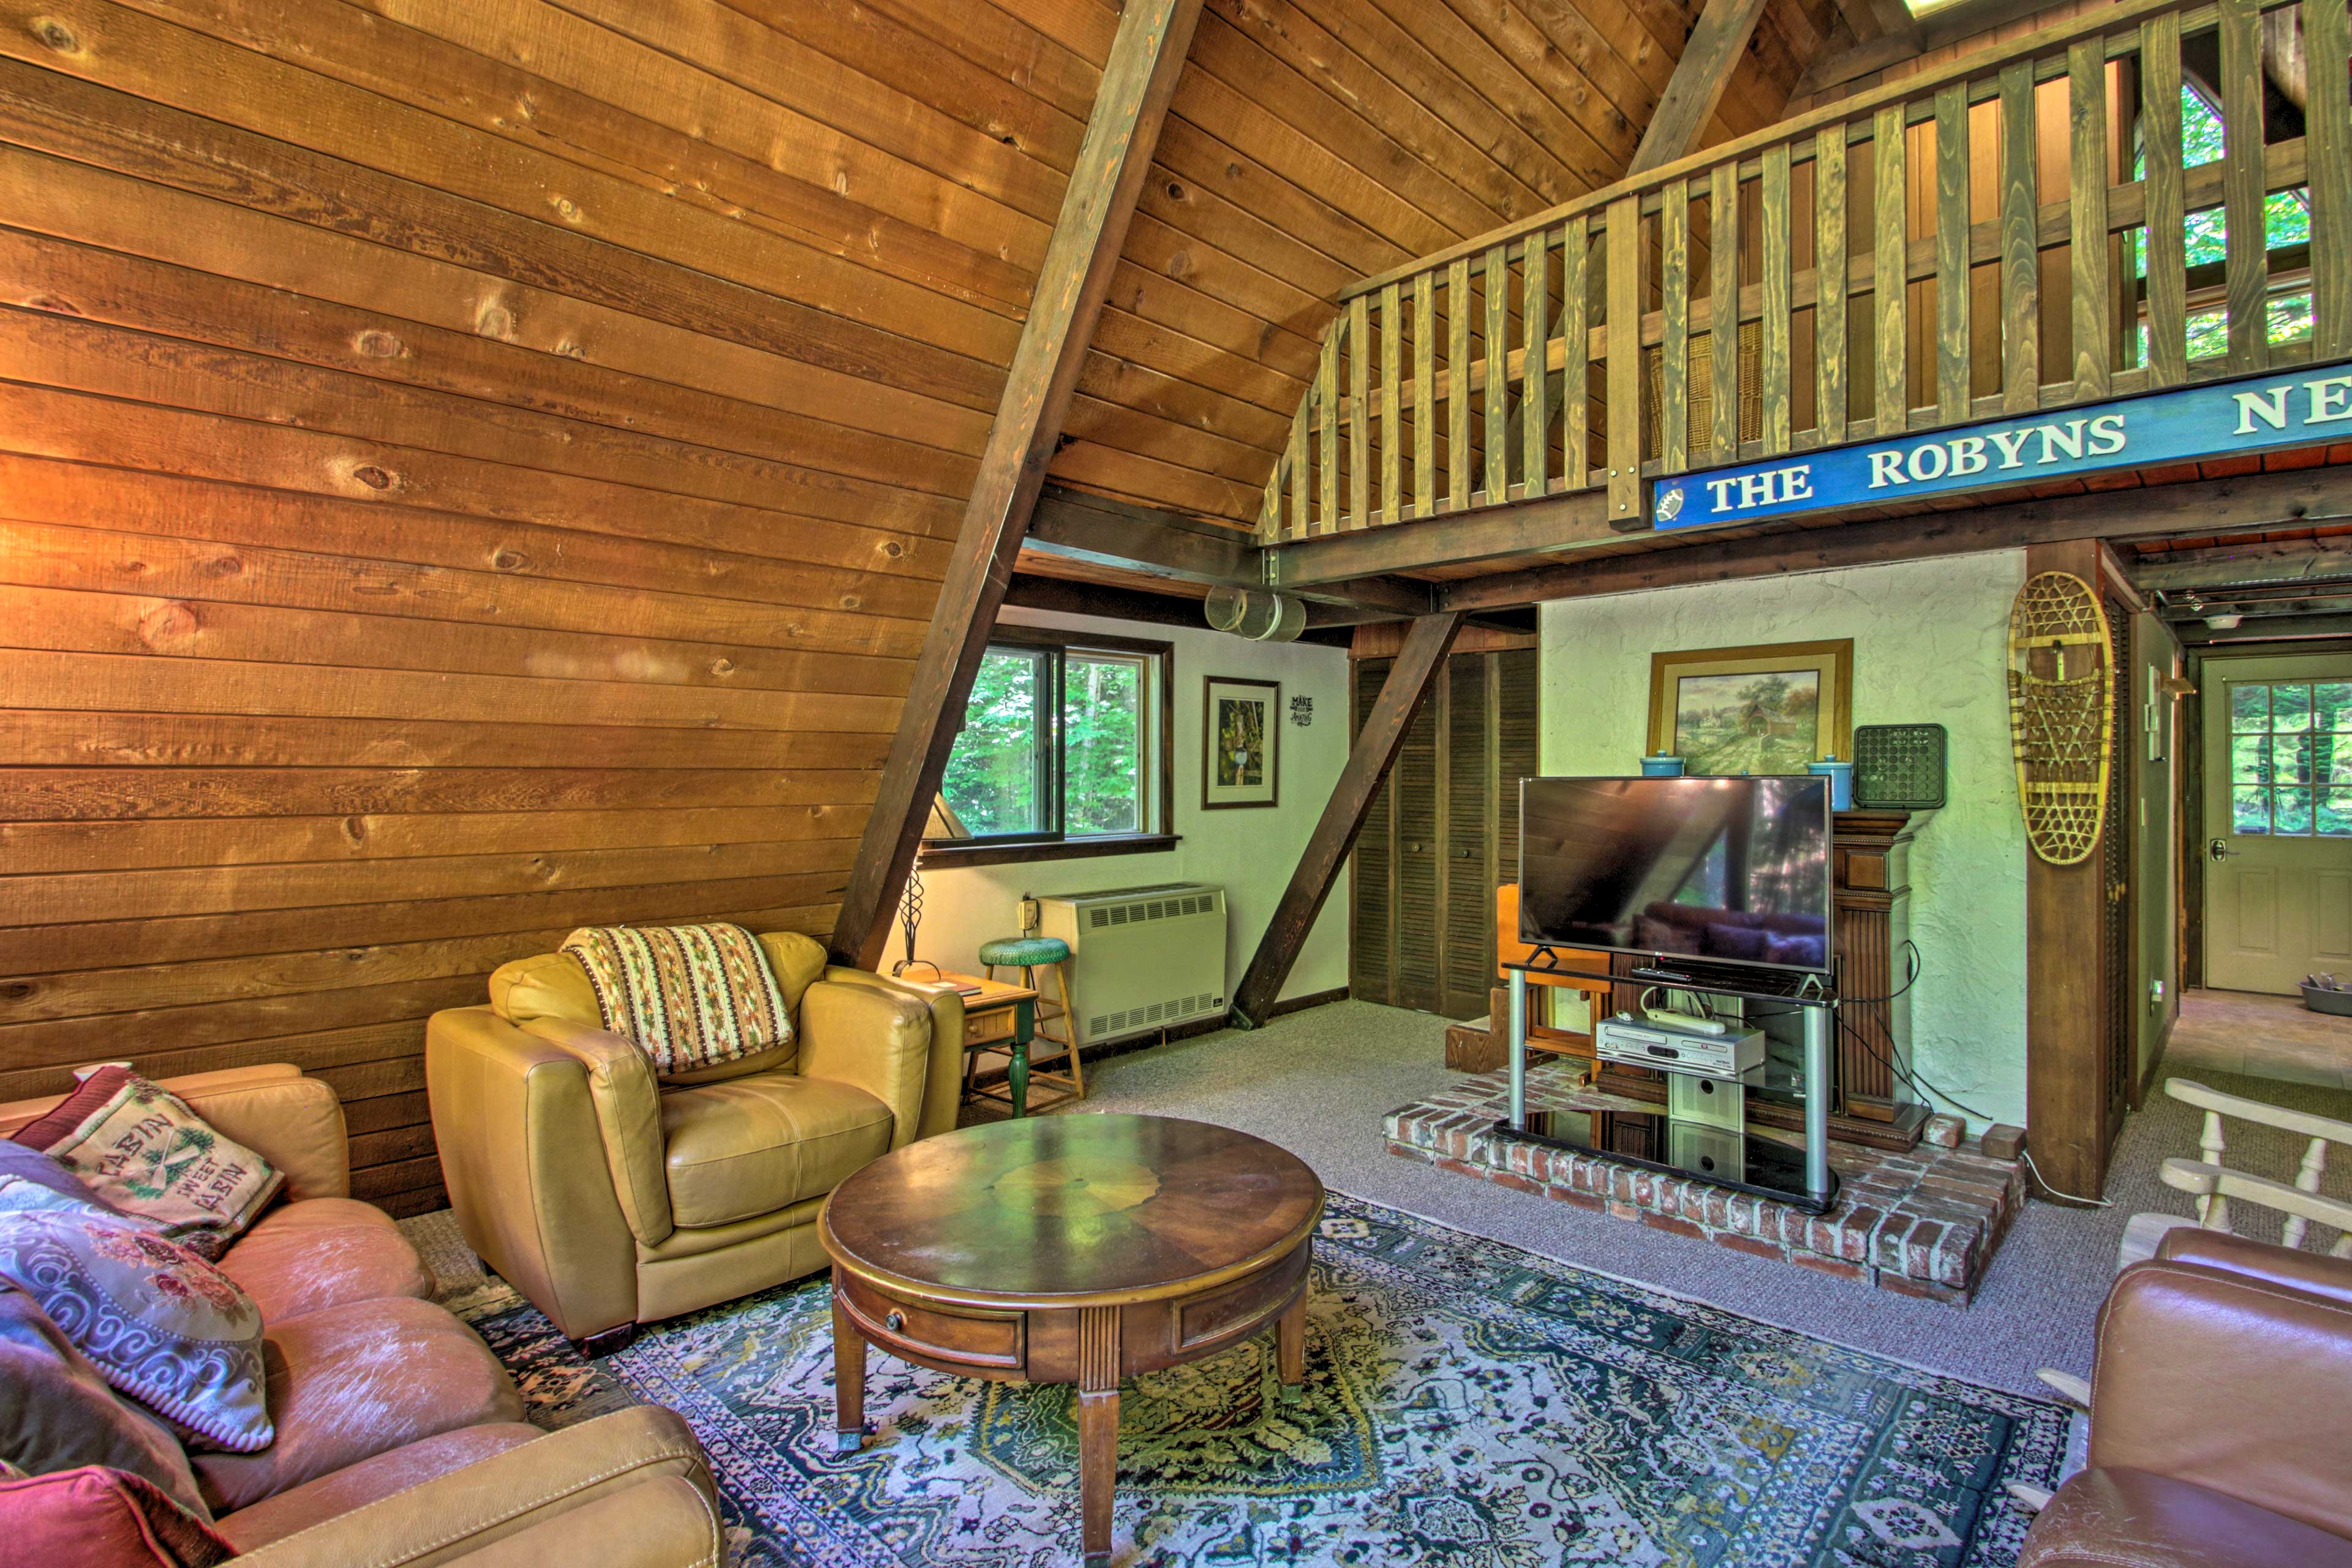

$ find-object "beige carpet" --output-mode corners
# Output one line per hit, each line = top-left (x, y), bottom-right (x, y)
(1054, 998), (2352, 1400)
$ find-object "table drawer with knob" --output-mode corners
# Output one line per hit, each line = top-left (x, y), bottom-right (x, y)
(835, 1273), (1025, 1372)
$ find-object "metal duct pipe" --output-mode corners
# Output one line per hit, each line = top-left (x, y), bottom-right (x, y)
(1204, 585), (1306, 642)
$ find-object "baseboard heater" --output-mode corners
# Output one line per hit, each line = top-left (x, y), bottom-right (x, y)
(1035, 883), (1227, 1047)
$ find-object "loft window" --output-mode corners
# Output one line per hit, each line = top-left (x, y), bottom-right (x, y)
(928, 625), (1177, 865)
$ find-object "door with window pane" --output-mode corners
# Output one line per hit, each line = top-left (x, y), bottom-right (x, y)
(2203, 656), (2352, 994)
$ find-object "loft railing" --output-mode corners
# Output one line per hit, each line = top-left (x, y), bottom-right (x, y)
(1256, 0), (2352, 544)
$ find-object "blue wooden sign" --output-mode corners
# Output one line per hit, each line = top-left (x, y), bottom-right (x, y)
(1649, 362), (2352, 532)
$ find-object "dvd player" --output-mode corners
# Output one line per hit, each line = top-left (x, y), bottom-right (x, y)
(1594, 1013), (1765, 1078)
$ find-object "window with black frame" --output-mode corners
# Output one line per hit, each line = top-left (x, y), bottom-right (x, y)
(927, 627), (1177, 865)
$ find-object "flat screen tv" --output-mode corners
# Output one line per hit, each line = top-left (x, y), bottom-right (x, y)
(1518, 776), (1833, 973)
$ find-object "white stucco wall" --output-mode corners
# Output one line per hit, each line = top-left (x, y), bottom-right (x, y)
(1536, 551), (2030, 1131)
(915, 608), (1354, 1007)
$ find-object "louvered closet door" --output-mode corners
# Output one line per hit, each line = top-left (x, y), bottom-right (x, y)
(1390, 668), (1446, 1012)
(1349, 647), (1540, 1017)
(1441, 653), (1493, 1018)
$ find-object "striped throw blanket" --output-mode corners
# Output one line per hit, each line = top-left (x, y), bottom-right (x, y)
(559, 923), (791, 1075)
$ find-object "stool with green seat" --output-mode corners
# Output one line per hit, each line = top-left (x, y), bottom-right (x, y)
(976, 935), (1083, 1110)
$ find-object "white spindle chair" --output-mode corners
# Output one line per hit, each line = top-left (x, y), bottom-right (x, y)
(2032, 1078), (2352, 1432)
(2118, 1079), (2352, 1269)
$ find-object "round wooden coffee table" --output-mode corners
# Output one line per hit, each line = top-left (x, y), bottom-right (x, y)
(820, 1114), (1324, 1564)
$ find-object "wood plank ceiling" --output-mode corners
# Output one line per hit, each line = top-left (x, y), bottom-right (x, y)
(0, 0), (1831, 1212)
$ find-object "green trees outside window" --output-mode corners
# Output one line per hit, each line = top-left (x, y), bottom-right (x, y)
(940, 635), (1162, 844)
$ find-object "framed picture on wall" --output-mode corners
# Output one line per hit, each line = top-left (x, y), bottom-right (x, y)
(1647, 639), (1853, 775)
(1202, 676), (1280, 809)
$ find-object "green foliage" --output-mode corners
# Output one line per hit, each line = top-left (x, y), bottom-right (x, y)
(940, 647), (1145, 838)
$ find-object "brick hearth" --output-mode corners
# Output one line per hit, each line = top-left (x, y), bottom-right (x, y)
(1385, 1060), (2027, 1304)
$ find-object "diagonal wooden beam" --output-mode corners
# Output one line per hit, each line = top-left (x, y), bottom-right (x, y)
(1229, 611), (1466, 1027)
(1637, 0), (1777, 180)
(829, 0), (1206, 968)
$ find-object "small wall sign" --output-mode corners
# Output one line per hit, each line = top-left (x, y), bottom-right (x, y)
(1651, 361), (2352, 533)
(1289, 695), (1313, 728)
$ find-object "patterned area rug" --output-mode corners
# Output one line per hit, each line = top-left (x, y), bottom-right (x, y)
(418, 1194), (2067, 1567)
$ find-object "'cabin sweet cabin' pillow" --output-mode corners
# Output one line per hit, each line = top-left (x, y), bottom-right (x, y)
(11, 1068), (282, 1261)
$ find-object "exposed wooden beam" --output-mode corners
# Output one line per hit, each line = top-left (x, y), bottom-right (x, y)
(1267, 488), (1615, 588)
(1797, 0), (2065, 103)
(829, 0), (1206, 969)
(2133, 538), (2352, 591)
(1438, 467), (2352, 611)
(1027, 485), (1436, 613)
(1228, 612), (1466, 1027)
(1640, 0), (1779, 177)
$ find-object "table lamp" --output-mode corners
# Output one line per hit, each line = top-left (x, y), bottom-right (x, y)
(893, 796), (966, 978)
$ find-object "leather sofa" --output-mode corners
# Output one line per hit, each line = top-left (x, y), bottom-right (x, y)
(2019, 1227), (2352, 1568)
(426, 931), (964, 1346)
(0, 1064), (724, 1566)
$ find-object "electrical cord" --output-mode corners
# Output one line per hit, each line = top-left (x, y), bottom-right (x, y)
(2020, 1150), (2113, 1207)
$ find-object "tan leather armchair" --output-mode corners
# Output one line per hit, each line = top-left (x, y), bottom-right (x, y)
(2019, 1231), (2352, 1568)
(426, 932), (964, 1348)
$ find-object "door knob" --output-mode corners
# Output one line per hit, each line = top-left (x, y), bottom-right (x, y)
(2209, 838), (2233, 862)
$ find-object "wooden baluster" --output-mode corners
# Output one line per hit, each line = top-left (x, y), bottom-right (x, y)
(2200, 1108), (2230, 1231)
(2220, 0), (2269, 372)
(1316, 319), (1340, 533)
(2309, 0), (2352, 358)
(1562, 215), (1590, 489)
(1662, 185), (1691, 474)
(1348, 294), (1370, 530)
(1298, 399), (1317, 545)
(1381, 281), (1402, 524)
(1605, 194), (1645, 527)
(1874, 104), (1910, 434)
(1999, 60), (2041, 415)
(1817, 127), (1849, 445)
(2068, 39), (2112, 401)
(1760, 144), (1793, 454)
(1934, 83), (1971, 424)
(1484, 244), (1508, 503)
(1522, 229), (1550, 497)
(2287, 1134), (2329, 1248)
(2142, 13), (2188, 385)
(1414, 272), (1435, 519)
(1711, 162), (1741, 459)
(1447, 256), (1471, 512)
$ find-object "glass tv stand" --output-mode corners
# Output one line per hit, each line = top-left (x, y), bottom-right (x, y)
(1497, 952), (1841, 1215)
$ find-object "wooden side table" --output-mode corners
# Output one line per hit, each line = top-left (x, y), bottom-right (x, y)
(931, 969), (1039, 1118)
(821, 1115), (1325, 1565)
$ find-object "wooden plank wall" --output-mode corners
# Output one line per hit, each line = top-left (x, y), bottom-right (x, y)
(0, 0), (1832, 1215)
(0, 0), (1075, 1215)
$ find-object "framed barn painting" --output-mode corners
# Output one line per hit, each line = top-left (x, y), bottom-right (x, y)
(1647, 640), (1853, 776)
(1202, 676), (1280, 809)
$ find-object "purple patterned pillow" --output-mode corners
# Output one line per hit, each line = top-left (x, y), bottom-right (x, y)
(0, 1213), (270, 1454)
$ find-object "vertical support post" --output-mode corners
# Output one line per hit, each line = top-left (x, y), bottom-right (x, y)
(1662, 185), (1691, 473)
(1605, 194), (1646, 528)
(1522, 229), (1551, 496)
(1999, 59), (2041, 413)
(1711, 162), (1742, 459)
(2218, 0), (2269, 372)
(1933, 82), (1971, 424)
(2142, 12), (2188, 386)
(1483, 243), (1509, 502)
(2310, 0), (2352, 358)
(1381, 281), (1403, 522)
(1759, 144), (1793, 454)
(1348, 295), (1370, 529)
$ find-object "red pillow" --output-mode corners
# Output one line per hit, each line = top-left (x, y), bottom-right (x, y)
(0, 1465), (233, 1567)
